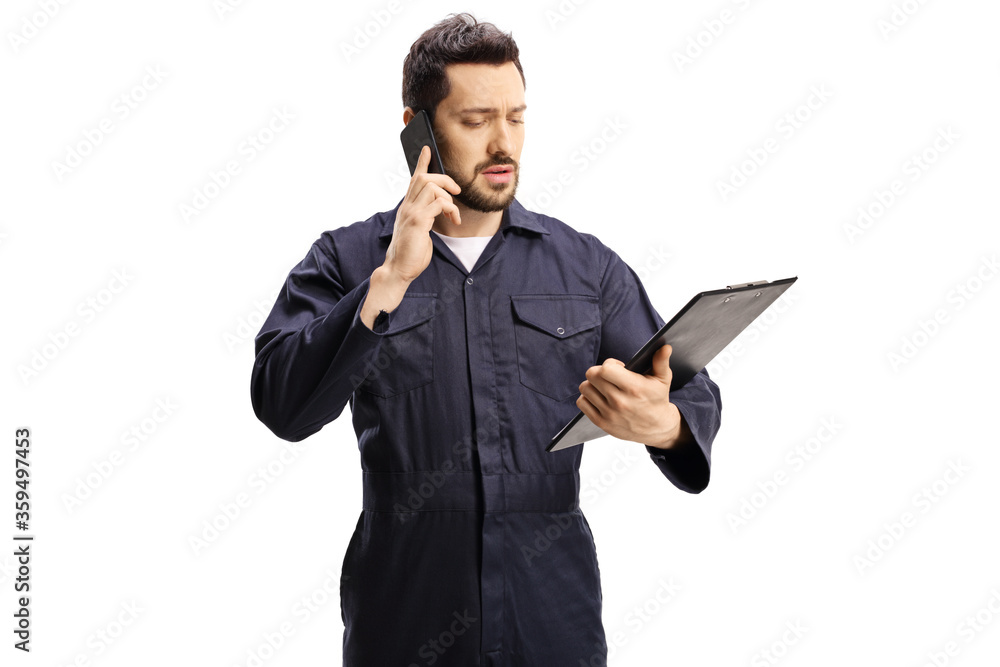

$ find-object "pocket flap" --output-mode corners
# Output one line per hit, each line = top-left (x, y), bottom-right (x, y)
(383, 294), (439, 335)
(510, 295), (601, 338)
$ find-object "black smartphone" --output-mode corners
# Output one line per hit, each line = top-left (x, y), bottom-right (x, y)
(400, 109), (445, 176)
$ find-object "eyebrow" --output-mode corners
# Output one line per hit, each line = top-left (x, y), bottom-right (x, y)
(458, 104), (527, 114)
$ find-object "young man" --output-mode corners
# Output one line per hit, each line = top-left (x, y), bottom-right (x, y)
(250, 12), (722, 666)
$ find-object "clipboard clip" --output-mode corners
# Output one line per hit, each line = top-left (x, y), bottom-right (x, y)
(726, 280), (768, 289)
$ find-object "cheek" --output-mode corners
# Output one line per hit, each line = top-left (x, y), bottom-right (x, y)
(444, 141), (474, 173)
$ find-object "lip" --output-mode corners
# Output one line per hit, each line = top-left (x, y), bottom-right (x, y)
(482, 165), (514, 184)
(482, 169), (513, 184)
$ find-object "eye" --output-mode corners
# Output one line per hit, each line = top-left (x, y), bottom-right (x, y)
(509, 118), (525, 124)
(464, 122), (483, 127)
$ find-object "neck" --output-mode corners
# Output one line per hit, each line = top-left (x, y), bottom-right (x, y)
(433, 203), (503, 238)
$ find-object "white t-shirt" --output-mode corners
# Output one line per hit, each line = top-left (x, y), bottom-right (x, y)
(430, 229), (493, 273)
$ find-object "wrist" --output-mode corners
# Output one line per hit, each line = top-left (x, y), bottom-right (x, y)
(375, 263), (413, 292)
(647, 404), (690, 450)
(360, 266), (410, 332)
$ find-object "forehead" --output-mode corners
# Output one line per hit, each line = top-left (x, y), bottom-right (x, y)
(439, 62), (525, 111)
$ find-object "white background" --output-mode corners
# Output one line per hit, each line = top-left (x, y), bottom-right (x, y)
(3, 0), (999, 665)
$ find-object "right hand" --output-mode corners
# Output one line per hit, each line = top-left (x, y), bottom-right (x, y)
(382, 145), (462, 284)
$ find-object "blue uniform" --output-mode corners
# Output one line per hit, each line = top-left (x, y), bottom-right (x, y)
(250, 197), (722, 666)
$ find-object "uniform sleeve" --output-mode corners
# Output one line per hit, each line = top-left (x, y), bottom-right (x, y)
(250, 235), (392, 442)
(597, 248), (723, 494)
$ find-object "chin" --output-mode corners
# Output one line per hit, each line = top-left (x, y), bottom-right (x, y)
(455, 177), (517, 213)
(465, 191), (516, 213)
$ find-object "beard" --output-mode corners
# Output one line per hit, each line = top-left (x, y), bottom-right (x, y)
(444, 157), (519, 213)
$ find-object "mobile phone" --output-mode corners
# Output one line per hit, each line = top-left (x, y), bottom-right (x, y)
(400, 109), (445, 176)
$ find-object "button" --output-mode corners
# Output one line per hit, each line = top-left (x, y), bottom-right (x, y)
(556, 327), (565, 334)
(467, 277), (474, 285)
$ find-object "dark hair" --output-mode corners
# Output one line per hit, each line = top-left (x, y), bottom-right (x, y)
(402, 12), (525, 119)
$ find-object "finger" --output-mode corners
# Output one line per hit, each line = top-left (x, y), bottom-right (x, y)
(403, 146), (428, 204)
(415, 144), (430, 174)
(412, 183), (462, 228)
(424, 180), (461, 223)
(576, 393), (606, 430)
(422, 172), (462, 196)
(653, 345), (674, 380)
(420, 196), (462, 228)
(410, 146), (460, 194)
(589, 361), (633, 395)
(407, 145), (429, 193)
(414, 181), (455, 214)
(443, 197), (461, 225)
(578, 379), (610, 416)
(408, 171), (461, 208)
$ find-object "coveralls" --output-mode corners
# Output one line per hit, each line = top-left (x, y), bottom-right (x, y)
(250, 197), (723, 666)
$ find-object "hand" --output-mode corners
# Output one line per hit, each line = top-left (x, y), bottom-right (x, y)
(575, 344), (690, 449)
(383, 145), (462, 284)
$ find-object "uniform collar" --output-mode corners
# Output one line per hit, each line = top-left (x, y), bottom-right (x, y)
(378, 197), (550, 239)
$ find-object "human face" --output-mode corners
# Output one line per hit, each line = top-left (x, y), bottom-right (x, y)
(432, 62), (526, 213)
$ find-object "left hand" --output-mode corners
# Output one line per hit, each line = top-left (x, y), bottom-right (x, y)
(576, 344), (689, 449)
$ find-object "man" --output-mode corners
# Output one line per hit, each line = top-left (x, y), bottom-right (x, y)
(250, 12), (722, 666)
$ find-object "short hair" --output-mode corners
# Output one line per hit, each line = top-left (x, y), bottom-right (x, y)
(402, 12), (525, 119)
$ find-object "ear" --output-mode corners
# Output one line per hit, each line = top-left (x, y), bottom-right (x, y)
(402, 107), (415, 127)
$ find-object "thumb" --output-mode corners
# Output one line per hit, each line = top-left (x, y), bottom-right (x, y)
(651, 344), (672, 382)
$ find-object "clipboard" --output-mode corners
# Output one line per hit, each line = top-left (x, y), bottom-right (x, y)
(546, 276), (798, 452)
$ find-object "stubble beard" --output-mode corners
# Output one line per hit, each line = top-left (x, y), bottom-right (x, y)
(446, 160), (519, 213)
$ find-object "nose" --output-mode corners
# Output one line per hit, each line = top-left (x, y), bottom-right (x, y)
(487, 119), (516, 158)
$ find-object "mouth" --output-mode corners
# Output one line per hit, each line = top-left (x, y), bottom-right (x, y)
(482, 165), (514, 184)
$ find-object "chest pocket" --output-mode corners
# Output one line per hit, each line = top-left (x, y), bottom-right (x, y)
(358, 294), (438, 398)
(511, 294), (601, 401)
